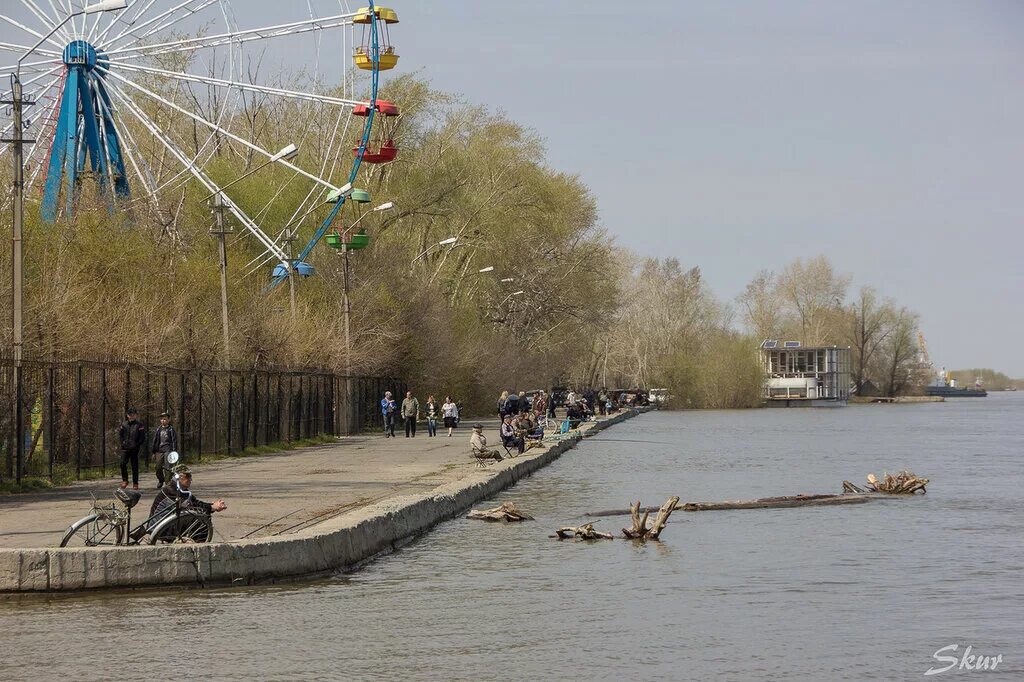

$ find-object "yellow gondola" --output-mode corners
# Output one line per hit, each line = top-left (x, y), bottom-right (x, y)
(353, 7), (399, 24)
(353, 46), (399, 71)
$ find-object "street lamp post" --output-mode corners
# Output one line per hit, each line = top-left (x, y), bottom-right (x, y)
(339, 201), (394, 433)
(4, 0), (128, 483)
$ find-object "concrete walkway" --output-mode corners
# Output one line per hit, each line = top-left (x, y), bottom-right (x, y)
(0, 419), (505, 549)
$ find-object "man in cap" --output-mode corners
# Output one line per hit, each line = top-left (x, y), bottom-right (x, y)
(469, 423), (503, 462)
(151, 411), (178, 489)
(117, 407), (146, 490)
(134, 464), (226, 542)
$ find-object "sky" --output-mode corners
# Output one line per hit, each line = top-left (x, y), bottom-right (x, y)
(4, 1), (1023, 375)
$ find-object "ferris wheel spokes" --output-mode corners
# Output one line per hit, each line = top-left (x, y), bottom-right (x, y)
(17, 1), (62, 38)
(105, 11), (358, 60)
(101, 0), (218, 51)
(107, 84), (290, 265)
(99, 67), (341, 194)
(0, 13), (67, 51)
(103, 60), (365, 108)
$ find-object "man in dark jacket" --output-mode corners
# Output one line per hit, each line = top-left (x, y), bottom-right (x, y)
(117, 407), (146, 490)
(151, 411), (178, 489)
(132, 464), (226, 542)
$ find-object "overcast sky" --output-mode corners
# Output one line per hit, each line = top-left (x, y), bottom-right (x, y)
(395, 1), (1024, 376)
(5, 1), (1023, 375)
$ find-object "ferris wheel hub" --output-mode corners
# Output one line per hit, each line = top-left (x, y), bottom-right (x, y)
(63, 41), (99, 71)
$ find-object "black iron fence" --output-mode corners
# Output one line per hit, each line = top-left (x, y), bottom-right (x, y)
(0, 355), (405, 483)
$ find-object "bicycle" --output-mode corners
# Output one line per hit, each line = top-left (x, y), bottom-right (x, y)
(59, 452), (215, 547)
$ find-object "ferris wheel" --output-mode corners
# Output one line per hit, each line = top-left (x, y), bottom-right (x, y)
(0, 0), (401, 279)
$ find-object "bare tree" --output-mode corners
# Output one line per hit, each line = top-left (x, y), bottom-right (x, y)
(878, 308), (920, 397)
(775, 255), (850, 344)
(848, 286), (893, 393)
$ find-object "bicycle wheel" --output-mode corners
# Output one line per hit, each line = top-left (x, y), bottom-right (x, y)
(148, 510), (214, 545)
(59, 514), (124, 547)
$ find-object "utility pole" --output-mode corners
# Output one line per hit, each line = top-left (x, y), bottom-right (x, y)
(3, 74), (34, 484)
(210, 193), (232, 369)
(341, 241), (353, 434)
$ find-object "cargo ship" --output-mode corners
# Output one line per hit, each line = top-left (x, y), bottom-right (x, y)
(925, 372), (987, 398)
(925, 384), (987, 398)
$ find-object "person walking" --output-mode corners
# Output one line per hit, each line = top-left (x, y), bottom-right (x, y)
(402, 390), (420, 438)
(150, 411), (178, 489)
(441, 395), (459, 437)
(533, 391), (546, 420)
(598, 387), (609, 416)
(547, 388), (557, 419)
(380, 391), (397, 437)
(425, 394), (439, 437)
(117, 407), (146, 490)
(497, 390), (509, 419)
(505, 390), (520, 416)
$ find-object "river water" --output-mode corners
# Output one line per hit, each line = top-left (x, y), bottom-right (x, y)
(2, 394), (1022, 681)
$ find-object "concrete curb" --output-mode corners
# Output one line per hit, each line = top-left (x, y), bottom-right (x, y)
(0, 407), (651, 593)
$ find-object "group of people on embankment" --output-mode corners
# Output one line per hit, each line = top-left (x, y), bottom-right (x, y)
(379, 391), (459, 439)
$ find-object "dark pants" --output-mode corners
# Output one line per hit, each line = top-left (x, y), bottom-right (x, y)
(502, 436), (525, 454)
(154, 453), (167, 487)
(383, 413), (396, 437)
(404, 416), (416, 437)
(120, 448), (140, 485)
(427, 418), (437, 437)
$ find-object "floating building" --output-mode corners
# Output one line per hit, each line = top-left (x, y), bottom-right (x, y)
(760, 340), (851, 407)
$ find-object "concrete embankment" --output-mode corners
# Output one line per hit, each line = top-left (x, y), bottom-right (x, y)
(0, 408), (648, 593)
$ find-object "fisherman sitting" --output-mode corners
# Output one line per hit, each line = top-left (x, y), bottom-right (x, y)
(515, 412), (544, 447)
(500, 415), (525, 455)
(470, 423), (503, 464)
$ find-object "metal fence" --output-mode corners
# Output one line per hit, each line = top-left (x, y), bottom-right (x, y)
(0, 355), (405, 483)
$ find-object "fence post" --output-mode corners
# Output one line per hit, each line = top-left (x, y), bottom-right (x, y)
(14, 362), (23, 484)
(197, 372), (203, 462)
(144, 371), (152, 472)
(276, 374), (283, 443)
(226, 373), (233, 455)
(240, 372), (247, 452)
(179, 372), (186, 456)
(213, 373), (219, 457)
(100, 366), (107, 477)
(47, 364), (55, 481)
(266, 372), (274, 446)
(252, 372), (259, 447)
(75, 362), (82, 479)
(287, 375), (293, 443)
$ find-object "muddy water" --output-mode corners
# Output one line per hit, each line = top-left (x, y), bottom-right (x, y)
(2, 395), (1022, 680)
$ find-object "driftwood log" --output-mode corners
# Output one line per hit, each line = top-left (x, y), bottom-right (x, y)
(622, 497), (680, 539)
(553, 523), (614, 540)
(680, 493), (870, 511)
(466, 502), (534, 522)
(588, 493), (870, 516)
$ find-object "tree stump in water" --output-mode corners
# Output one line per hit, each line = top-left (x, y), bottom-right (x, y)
(466, 502), (534, 522)
(553, 523), (614, 540)
(622, 496), (680, 540)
